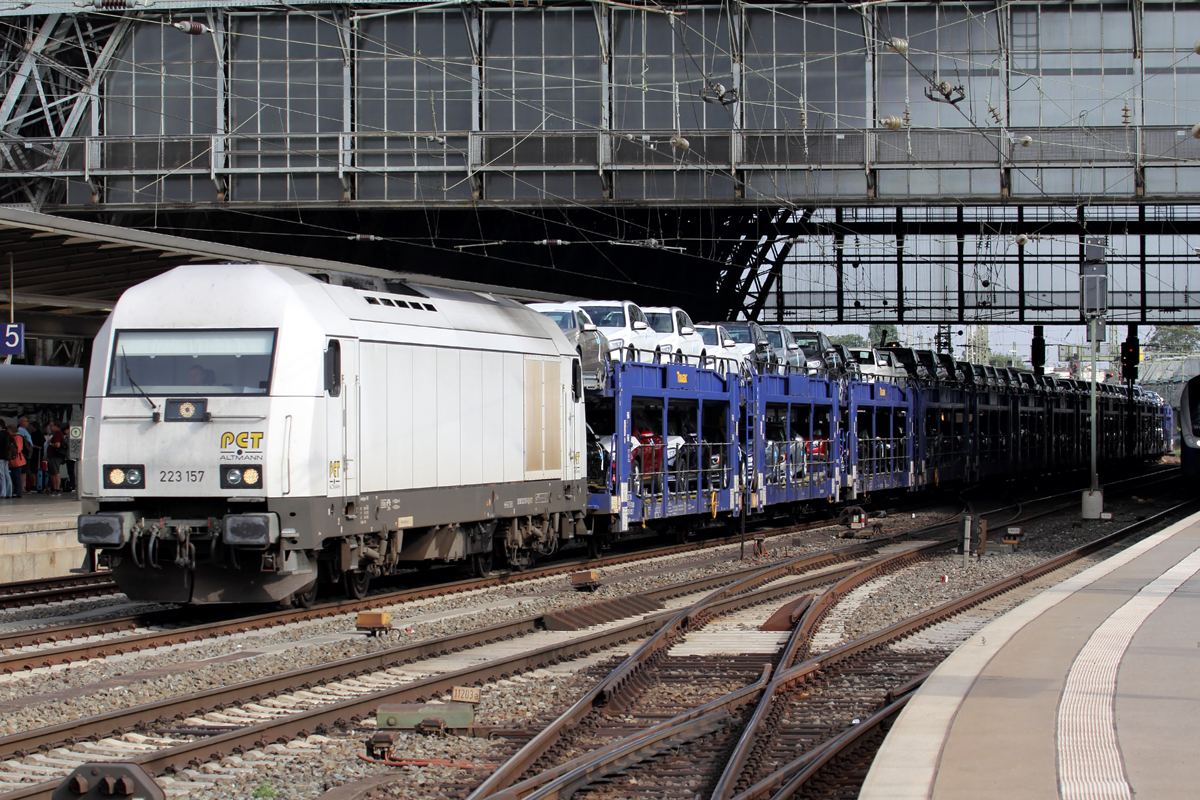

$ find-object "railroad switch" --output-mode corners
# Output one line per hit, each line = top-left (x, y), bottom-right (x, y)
(52, 762), (164, 800)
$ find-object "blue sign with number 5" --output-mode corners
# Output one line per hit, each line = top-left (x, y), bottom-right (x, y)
(1, 323), (23, 356)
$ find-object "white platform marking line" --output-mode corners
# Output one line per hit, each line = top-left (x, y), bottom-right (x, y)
(1057, 545), (1200, 800)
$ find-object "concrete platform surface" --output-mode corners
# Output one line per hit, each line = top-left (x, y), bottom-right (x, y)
(0, 494), (81, 534)
(862, 510), (1200, 800)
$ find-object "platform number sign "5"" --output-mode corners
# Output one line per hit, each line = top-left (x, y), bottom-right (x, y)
(0, 323), (22, 357)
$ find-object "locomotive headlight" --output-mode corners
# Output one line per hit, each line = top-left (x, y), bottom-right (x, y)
(103, 464), (145, 490)
(221, 463), (262, 489)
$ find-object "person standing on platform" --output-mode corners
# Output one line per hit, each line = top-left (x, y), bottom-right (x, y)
(6, 424), (25, 498)
(46, 422), (65, 494)
(0, 423), (12, 498)
(16, 417), (33, 493)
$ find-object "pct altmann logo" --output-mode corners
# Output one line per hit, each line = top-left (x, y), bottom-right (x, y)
(220, 431), (264, 462)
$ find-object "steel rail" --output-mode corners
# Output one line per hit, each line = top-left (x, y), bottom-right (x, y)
(0, 610), (673, 800)
(0, 571), (119, 612)
(462, 542), (884, 800)
(713, 499), (1195, 800)
(709, 538), (951, 800)
(711, 494), (1191, 800)
(0, 509), (865, 660)
(0, 544), (872, 764)
(734, 688), (920, 800)
(492, 599), (817, 800)
(0, 547), (882, 800)
(466, 496), (1190, 800)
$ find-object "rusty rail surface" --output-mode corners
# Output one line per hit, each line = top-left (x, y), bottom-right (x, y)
(470, 497), (1190, 800)
(462, 543), (882, 800)
(0, 551), (875, 800)
(0, 572), (117, 610)
(0, 540), (874, 764)
(712, 499), (1195, 800)
(0, 510), (868, 663)
(731, 687), (920, 800)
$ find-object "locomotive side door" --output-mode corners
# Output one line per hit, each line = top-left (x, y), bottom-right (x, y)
(325, 338), (360, 502)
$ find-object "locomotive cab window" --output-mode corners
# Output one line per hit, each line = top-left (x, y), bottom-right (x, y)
(324, 340), (341, 397)
(108, 329), (277, 396)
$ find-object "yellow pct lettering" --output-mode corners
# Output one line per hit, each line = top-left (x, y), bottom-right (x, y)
(250, 432), (264, 449)
(235, 432), (250, 448)
(220, 432), (235, 449)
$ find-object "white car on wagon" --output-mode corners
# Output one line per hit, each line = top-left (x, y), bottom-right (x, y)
(642, 306), (706, 364)
(576, 300), (661, 363)
(694, 324), (746, 374)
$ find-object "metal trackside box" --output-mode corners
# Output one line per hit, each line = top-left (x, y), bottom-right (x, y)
(377, 703), (475, 731)
(357, 611), (391, 629)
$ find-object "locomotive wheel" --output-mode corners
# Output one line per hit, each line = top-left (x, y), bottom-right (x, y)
(294, 580), (318, 608)
(470, 550), (494, 578)
(587, 536), (603, 559)
(344, 570), (370, 599)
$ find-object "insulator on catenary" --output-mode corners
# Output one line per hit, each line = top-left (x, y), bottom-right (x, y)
(887, 37), (908, 55)
(879, 115), (903, 131)
(1192, 121), (1200, 140)
(173, 21), (212, 35)
(669, 135), (689, 150)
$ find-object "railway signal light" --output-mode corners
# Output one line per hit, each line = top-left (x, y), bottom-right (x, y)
(1121, 340), (1139, 381)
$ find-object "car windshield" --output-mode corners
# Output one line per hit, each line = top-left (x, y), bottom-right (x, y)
(580, 305), (625, 328)
(109, 329), (277, 396)
(538, 311), (576, 332)
(793, 333), (820, 349)
(698, 327), (720, 345)
(645, 312), (674, 334)
(851, 350), (873, 363)
(723, 325), (753, 343)
(763, 330), (783, 348)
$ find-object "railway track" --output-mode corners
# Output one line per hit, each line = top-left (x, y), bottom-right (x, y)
(0, 531), (919, 799)
(456, 494), (1192, 800)
(0, 467), (1178, 798)
(0, 573), (117, 611)
(0, 508), (936, 673)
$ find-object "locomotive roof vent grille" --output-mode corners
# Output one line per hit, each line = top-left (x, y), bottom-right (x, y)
(363, 296), (438, 313)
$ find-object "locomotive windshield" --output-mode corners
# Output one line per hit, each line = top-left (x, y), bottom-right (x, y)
(108, 329), (277, 396)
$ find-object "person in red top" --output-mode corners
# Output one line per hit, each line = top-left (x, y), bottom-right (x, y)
(46, 422), (65, 494)
(6, 423), (25, 498)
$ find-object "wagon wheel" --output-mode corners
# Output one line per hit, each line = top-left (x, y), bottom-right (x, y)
(294, 579), (318, 608)
(343, 570), (371, 600)
(470, 549), (494, 578)
(587, 535), (603, 559)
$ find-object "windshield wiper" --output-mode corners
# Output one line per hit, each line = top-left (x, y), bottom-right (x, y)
(121, 347), (160, 422)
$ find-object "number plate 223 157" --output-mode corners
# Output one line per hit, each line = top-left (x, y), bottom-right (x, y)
(160, 470), (204, 483)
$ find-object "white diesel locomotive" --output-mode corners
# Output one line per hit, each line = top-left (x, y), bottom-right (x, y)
(78, 264), (589, 605)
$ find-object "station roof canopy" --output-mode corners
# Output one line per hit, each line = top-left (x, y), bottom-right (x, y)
(0, 206), (570, 340)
